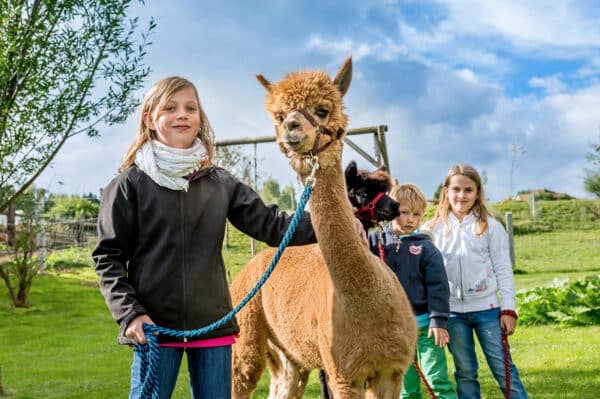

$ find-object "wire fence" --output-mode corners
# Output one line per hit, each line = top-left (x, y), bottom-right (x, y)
(0, 218), (97, 263)
(41, 218), (98, 250)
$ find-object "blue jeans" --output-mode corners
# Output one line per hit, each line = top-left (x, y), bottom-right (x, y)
(447, 308), (528, 399)
(129, 345), (232, 399)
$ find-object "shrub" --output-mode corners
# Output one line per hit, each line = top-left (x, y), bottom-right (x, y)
(46, 246), (95, 269)
(517, 274), (600, 326)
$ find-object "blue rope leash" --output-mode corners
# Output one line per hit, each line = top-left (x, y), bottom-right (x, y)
(135, 181), (315, 399)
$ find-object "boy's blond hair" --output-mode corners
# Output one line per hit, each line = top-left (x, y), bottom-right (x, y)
(389, 183), (427, 214)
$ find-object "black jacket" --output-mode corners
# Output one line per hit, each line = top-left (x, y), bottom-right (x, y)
(368, 225), (450, 329)
(93, 165), (316, 344)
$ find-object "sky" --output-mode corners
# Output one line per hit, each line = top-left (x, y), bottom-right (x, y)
(35, 0), (600, 202)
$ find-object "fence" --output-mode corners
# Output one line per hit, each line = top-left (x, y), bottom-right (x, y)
(0, 218), (97, 267)
(40, 218), (98, 250)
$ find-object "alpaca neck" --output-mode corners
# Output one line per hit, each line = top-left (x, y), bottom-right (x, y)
(306, 158), (383, 296)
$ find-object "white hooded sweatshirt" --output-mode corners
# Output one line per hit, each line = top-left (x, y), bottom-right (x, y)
(424, 212), (517, 313)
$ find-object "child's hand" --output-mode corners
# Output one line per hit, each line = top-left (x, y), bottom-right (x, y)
(500, 314), (517, 335)
(428, 327), (450, 348)
(125, 314), (155, 345)
(354, 217), (368, 245)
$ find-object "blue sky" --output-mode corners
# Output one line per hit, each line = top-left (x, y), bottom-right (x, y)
(36, 0), (600, 202)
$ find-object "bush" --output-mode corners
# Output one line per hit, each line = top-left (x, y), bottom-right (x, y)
(46, 246), (95, 269)
(517, 274), (600, 326)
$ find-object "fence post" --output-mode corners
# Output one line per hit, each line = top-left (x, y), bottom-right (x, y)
(37, 196), (47, 271)
(505, 212), (515, 268)
(0, 365), (5, 395)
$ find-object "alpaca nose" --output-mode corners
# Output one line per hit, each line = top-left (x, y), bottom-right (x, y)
(285, 119), (301, 132)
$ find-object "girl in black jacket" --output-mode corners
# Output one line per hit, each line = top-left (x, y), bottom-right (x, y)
(93, 76), (317, 398)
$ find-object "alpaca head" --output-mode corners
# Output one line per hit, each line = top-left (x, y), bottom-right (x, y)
(345, 161), (400, 229)
(256, 57), (352, 176)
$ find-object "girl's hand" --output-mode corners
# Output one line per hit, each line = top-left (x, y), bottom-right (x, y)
(500, 314), (517, 335)
(125, 314), (155, 345)
(354, 217), (368, 245)
(428, 327), (450, 348)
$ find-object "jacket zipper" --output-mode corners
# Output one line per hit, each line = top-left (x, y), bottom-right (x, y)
(458, 222), (465, 310)
(180, 192), (188, 342)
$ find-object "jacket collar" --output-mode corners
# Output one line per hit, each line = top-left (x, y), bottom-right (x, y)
(448, 211), (477, 225)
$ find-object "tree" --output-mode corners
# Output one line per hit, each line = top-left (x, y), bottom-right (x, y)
(0, 187), (47, 307)
(278, 184), (296, 211)
(216, 145), (252, 183)
(509, 142), (526, 199)
(259, 179), (281, 205)
(0, 0), (156, 213)
(47, 194), (99, 219)
(584, 135), (600, 197)
(433, 183), (443, 202)
(216, 145), (254, 248)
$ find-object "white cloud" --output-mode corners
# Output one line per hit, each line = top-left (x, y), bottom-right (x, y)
(33, 0), (600, 204)
(439, 0), (600, 50)
(306, 35), (408, 63)
(529, 76), (568, 94)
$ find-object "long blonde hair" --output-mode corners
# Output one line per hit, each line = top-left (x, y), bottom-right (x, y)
(119, 76), (215, 172)
(428, 164), (490, 236)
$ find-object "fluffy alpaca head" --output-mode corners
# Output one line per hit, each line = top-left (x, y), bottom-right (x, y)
(345, 160), (400, 228)
(256, 57), (352, 176)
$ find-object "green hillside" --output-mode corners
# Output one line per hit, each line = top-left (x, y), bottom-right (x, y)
(424, 199), (599, 234)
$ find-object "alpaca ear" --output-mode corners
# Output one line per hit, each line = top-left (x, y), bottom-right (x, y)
(344, 160), (358, 186)
(256, 74), (272, 91)
(333, 56), (352, 97)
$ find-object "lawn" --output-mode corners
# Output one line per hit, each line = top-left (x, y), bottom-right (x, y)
(1, 223), (599, 398)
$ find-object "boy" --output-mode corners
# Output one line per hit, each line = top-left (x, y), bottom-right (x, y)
(368, 183), (456, 399)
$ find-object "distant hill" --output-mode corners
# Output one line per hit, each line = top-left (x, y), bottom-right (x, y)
(424, 199), (599, 234)
(511, 188), (573, 201)
(492, 199), (598, 233)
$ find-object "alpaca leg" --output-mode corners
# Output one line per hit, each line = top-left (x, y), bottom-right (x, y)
(321, 373), (366, 399)
(365, 372), (403, 399)
(318, 369), (333, 399)
(231, 334), (268, 399)
(231, 306), (269, 398)
(266, 342), (309, 399)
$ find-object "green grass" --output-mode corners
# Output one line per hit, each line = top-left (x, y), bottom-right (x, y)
(514, 230), (600, 273)
(2, 271), (599, 398)
(1, 217), (600, 398)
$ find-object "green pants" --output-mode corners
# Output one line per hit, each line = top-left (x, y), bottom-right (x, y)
(401, 326), (457, 399)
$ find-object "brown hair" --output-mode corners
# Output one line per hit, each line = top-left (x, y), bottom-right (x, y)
(389, 183), (427, 214)
(119, 76), (215, 172)
(428, 164), (490, 236)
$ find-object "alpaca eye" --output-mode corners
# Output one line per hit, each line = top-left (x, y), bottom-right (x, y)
(275, 114), (284, 122)
(315, 108), (329, 119)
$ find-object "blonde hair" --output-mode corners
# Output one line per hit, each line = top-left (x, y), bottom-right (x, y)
(428, 164), (490, 236)
(390, 183), (427, 214)
(119, 76), (215, 172)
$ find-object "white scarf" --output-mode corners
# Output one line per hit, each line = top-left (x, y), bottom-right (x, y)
(135, 139), (208, 191)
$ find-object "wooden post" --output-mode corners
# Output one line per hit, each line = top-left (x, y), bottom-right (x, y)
(6, 203), (16, 247)
(505, 212), (515, 268)
(0, 365), (6, 395)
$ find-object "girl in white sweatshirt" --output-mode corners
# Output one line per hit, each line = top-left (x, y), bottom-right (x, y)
(424, 164), (528, 399)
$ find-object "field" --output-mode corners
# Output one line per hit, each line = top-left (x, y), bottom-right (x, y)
(1, 199), (599, 398)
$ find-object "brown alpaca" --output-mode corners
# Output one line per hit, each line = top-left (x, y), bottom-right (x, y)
(230, 57), (417, 399)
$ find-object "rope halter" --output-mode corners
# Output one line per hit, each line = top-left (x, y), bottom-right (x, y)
(288, 108), (345, 156)
(354, 192), (387, 225)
